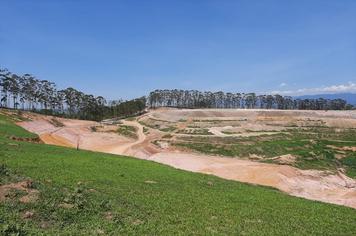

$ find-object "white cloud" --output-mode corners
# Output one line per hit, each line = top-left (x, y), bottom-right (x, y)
(279, 82), (287, 87)
(271, 82), (356, 95)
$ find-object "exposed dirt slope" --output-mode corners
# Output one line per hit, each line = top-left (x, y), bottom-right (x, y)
(149, 152), (356, 208)
(19, 115), (132, 152)
(17, 109), (356, 209)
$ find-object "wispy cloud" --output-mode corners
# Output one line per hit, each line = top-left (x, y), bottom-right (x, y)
(270, 82), (356, 95)
(279, 82), (287, 87)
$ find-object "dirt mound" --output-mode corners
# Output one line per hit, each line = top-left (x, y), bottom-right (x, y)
(327, 145), (356, 152)
(19, 116), (132, 152)
(269, 154), (297, 164)
(0, 180), (39, 203)
(9, 136), (42, 143)
(40, 133), (74, 148)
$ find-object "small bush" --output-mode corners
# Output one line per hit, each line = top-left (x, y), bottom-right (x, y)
(159, 126), (176, 132)
(1, 223), (27, 236)
(162, 134), (172, 139)
(143, 127), (149, 134)
(117, 125), (138, 139)
(49, 118), (64, 127)
(125, 117), (136, 121)
(0, 164), (10, 177)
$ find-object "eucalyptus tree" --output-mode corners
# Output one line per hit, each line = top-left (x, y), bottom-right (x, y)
(21, 74), (38, 110)
(244, 93), (256, 109)
(61, 87), (78, 115)
(0, 69), (11, 107)
(38, 80), (56, 110)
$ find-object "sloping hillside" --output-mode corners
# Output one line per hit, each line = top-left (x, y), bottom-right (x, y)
(15, 109), (356, 208)
(1, 110), (356, 235)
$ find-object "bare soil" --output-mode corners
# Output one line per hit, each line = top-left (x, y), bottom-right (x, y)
(17, 108), (356, 208)
(0, 180), (39, 203)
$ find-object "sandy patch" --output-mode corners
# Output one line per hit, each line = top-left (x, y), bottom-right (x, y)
(269, 154), (297, 164)
(40, 133), (74, 148)
(19, 117), (133, 153)
(327, 145), (356, 152)
(209, 126), (283, 137)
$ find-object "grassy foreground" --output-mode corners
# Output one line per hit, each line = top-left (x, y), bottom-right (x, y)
(0, 112), (356, 235)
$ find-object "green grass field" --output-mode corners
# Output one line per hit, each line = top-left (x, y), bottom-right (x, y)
(1, 111), (356, 235)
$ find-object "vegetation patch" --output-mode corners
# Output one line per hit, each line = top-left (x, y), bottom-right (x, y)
(0, 114), (38, 139)
(125, 117), (136, 121)
(49, 118), (64, 127)
(0, 110), (31, 122)
(139, 118), (177, 132)
(9, 136), (42, 143)
(221, 130), (239, 135)
(117, 125), (138, 139)
(177, 128), (213, 135)
(174, 127), (356, 177)
(143, 127), (149, 134)
(162, 134), (173, 139)
(341, 153), (356, 178)
(138, 119), (161, 129)
(159, 126), (177, 132)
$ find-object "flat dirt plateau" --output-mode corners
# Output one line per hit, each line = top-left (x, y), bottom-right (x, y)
(18, 108), (356, 208)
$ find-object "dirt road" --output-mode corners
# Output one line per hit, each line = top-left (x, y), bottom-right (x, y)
(108, 120), (146, 156)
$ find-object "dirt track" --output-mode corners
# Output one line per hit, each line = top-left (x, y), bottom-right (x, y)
(18, 109), (356, 209)
(107, 120), (146, 156)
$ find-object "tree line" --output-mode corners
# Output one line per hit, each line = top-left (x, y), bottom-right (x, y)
(0, 68), (146, 121)
(148, 89), (353, 110)
(1, 67), (353, 122)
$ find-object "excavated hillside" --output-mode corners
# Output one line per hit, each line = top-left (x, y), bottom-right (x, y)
(17, 108), (356, 208)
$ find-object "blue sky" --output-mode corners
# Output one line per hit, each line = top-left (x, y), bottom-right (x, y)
(1, 0), (356, 99)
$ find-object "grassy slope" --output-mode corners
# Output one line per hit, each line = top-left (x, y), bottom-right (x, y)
(0, 112), (356, 235)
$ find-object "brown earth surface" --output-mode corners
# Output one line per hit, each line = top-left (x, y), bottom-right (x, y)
(0, 180), (39, 203)
(17, 108), (356, 208)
